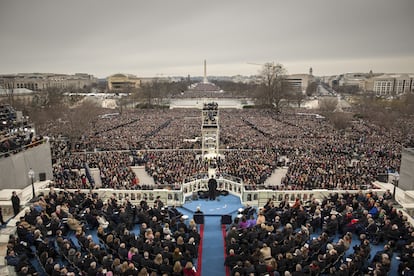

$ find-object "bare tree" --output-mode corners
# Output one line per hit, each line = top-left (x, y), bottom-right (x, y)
(165, 80), (188, 98)
(287, 91), (307, 108)
(137, 79), (187, 107)
(44, 87), (66, 109)
(398, 93), (414, 116)
(318, 97), (338, 113)
(64, 99), (102, 143)
(138, 81), (156, 107)
(117, 97), (129, 114)
(25, 88), (69, 133)
(254, 62), (289, 112)
(306, 81), (318, 97)
(152, 79), (167, 105)
(328, 112), (352, 130)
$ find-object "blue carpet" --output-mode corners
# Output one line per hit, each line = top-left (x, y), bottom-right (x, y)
(190, 195), (243, 276)
(130, 223), (141, 236)
(182, 194), (243, 215)
(175, 195), (245, 275)
(201, 216), (227, 276)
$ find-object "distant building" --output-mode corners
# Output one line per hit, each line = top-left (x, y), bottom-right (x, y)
(140, 76), (181, 85)
(0, 73), (97, 91)
(285, 73), (314, 94)
(338, 73), (368, 90)
(107, 73), (141, 91)
(322, 72), (414, 96)
(372, 74), (414, 97)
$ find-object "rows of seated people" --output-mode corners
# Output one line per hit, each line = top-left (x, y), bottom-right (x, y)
(5, 188), (201, 276)
(224, 190), (414, 276)
(0, 104), (17, 130)
(40, 108), (411, 190)
(0, 104), (45, 156)
(42, 109), (201, 152)
(51, 151), (140, 190)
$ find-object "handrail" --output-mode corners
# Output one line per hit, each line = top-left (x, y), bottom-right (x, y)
(4, 174), (414, 236)
(29, 177), (390, 210)
(6, 176), (414, 229)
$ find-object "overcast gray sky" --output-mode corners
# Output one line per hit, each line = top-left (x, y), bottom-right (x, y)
(0, 0), (413, 78)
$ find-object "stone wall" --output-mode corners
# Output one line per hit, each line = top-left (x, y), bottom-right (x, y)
(0, 142), (52, 190)
(399, 148), (414, 191)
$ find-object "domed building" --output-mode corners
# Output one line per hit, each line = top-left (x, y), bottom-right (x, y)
(107, 73), (141, 91)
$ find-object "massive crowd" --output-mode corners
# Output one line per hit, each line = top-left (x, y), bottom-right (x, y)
(41, 108), (411, 191)
(225, 190), (414, 276)
(6, 186), (414, 275)
(4, 103), (414, 275)
(6, 188), (200, 276)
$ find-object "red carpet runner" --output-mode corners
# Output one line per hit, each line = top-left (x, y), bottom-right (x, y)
(196, 224), (204, 276)
(222, 224), (230, 276)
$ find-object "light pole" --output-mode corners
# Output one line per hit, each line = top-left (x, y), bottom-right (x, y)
(392, 174), (399, 201)
(28, 168), (35, 200)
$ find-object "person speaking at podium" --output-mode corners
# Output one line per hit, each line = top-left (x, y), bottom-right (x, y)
(208, 176), (217, 200)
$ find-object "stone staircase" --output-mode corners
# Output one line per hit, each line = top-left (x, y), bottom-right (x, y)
(131, 166), (155, 186)
(264, 167), (288, 186)
(90, 168), (102, 188)
(0, 213), (24, 276)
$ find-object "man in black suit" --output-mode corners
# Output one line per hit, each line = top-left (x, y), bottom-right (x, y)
(11, 191), (20, 217)
(208, 176), (217, 200)
(193, 207), (204, 224)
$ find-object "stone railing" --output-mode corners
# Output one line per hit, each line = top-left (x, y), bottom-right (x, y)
(4, 177), (414, 225)
(33, 186), (184, 208)
(19, 178), (390, 209)
(182, 177), (243, 200)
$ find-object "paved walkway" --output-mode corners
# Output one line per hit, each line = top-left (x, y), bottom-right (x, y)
(90, 168), (102, 188)
(264, 167), (288, 186)
(132, 166), (155, 185)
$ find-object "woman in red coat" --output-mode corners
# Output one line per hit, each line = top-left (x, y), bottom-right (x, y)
(183, 261), (197, 276)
